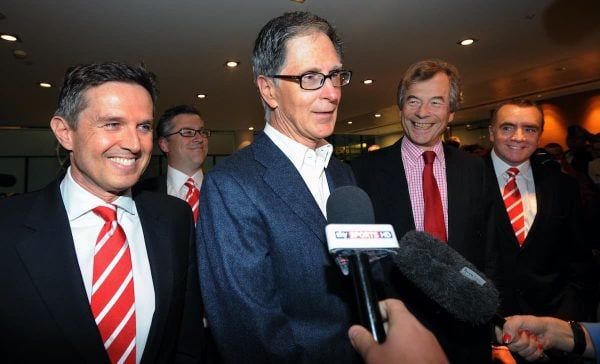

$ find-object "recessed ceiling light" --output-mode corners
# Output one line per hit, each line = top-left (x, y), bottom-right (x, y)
(363, 79), (374, 85)
(39, 82), (52, 88)
(347, 121), (353, 125)
(13, 49), (28, 59)
(1, 34), (19, 42)
(225, 61), (239, 68)
(374, 113), (381, 118)
(458, 38), (477, 46)
(197, 94), (206, 99)
(249, 127), (254, 131)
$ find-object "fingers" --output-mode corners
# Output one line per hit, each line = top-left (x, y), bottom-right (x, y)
(348, 324), (376, 358)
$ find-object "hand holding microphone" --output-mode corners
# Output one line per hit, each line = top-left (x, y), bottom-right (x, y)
(348, 298), (449, 364)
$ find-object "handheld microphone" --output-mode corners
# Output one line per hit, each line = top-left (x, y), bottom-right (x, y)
(392, 230), (499, 325)
(325, 185), (399, 343)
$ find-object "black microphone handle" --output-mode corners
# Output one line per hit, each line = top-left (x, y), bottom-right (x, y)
(348, 252), (386, 343)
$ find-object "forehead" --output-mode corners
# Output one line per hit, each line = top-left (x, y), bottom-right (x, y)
(406, 72), (450, 98)
(281, 32), (340, 70)
(82, 81), (153, 111)
(496, 105), (543, 126)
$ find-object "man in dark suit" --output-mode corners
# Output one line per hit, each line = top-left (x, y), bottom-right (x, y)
(135, 105), (209, 217)
(485, 99), (594, 325)
(0, 62), (205, 363)
(196, 12), (359, 363)
(351, 59), (493, 363)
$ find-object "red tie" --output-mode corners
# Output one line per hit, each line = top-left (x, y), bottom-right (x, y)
(184, 178), (200, 224)
(92, 205), (136, 364)
(422, 151), (447, 242)
(503, 168), (525, 245)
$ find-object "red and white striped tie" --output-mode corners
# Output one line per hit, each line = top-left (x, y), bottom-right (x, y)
(503, 168), (525, 246)
(92, 205), (136, 364)
(184, 177), (200, 224)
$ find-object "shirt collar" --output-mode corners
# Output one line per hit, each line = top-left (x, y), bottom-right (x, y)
(401, 137), (445, 166)
(167, 165), (203, 189)
(60, 166), (135, 221)
(264, 123), (333, 171)
(490, 149), (532, 180)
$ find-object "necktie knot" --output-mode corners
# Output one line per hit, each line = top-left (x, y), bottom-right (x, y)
(506, 167), (520, 178)
(422, 151), (436, 165)
(184, 177), (195, 189)
(93, 205), (118, 223)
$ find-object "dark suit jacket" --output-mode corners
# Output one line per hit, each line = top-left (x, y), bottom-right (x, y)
(351, 139), (494, 364)
(197, 132), (360, 363)
(485, 156), (595, 321)
(134, 174), (168, 194)
(0, 179), (205, 363)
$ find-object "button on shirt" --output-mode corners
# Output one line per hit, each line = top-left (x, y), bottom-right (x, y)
(490, 149), (537, 235)
(60, 167), (155, 363)
(264, 123), (333, 217)
(401, 137), (449, 234)
(166, 166), (203, 200)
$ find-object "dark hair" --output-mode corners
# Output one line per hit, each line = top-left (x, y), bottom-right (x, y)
(252, 11), (343, 120)
(491, 98), (545, 130)
(156, 104), (202, 138)
(397, 59), (461, 113)
(54, 62), (158, 128)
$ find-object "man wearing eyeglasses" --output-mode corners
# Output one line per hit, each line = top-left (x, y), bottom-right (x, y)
(135, 105), (209, 223)
(196, 11), (360, 363)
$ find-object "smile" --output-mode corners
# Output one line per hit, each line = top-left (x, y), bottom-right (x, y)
(412, 121), (435, 130)
(109, 157), (136, 166)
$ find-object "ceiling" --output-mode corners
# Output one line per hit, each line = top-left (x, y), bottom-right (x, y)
(1, 0), (599, 136)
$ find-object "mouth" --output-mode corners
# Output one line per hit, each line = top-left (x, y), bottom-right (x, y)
(412, 121), (435, 130)
(109, 157), (136, 166)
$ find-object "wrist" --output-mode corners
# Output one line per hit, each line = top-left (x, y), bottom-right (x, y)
(567, 321), (586, 359)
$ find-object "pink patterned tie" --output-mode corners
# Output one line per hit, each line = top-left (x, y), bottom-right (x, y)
(92, 205), (136, 364)
(503, 168), (525, 245)
(184, 178), (200, 224)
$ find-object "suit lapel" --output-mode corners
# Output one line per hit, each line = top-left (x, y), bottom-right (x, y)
(253, 133), (327, 241)
(135, 194), (175, 362)
(382, 140), (416, 234)
(15, 180), (108, 361)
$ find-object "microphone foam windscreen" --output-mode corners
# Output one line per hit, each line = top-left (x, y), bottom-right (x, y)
(326, 185), (375, 224)
(393, 231), (499, 325)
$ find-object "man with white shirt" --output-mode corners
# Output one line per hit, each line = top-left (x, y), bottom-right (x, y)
(0, 62), (205, 363)
(485, 99), (594, 333)
(196, 11), (358, 363)
(135, 105), (209, 223)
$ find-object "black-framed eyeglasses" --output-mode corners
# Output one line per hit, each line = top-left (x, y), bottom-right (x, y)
(269, 70), (352, 90)
(164, 128), (211, 138)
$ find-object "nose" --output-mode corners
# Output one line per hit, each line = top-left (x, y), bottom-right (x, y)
(122, 125), (142, 153)
(511, 127), (526, 141)
(415, 103), (430, 118)
(319, 77), (341, 103)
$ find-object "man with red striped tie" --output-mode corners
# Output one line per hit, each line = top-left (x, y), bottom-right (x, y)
(0, 62), (205, 363)
(135, 105), (209, 225)
(485, 98), (594, 363)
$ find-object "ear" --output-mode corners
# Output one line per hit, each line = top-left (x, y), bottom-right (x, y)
(488, 125), (495, 142)
(257, 75), (279, 109)
(448, 112), (455, 123)
(158, 136), (169, 154)
(50, 116), (74, 151)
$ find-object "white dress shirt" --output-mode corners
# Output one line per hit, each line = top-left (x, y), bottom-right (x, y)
(490, 150), (537, 236)
(264, 123), (333, 217)
(166, 166), (203, 200)
(60, 167), (155, 363)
